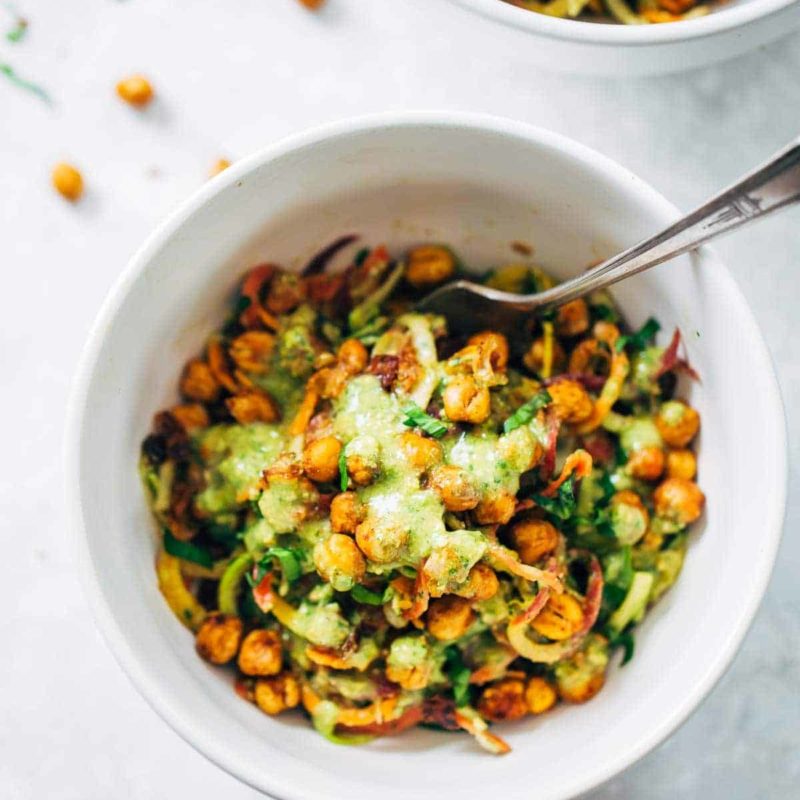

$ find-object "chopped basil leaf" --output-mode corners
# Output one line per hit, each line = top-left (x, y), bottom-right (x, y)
(350, 584), (388, 605)
(6, 15), (27, 43)
(353, 247), (370, 266)
(258, 546), (303, 584)
(503, 390), (552, 433)
(616, 317), (660, 353)
(533, 476), (577, 521)
(163, 530), (214, 568)
(338, 447), (349, 491)
(402, 404), (448, 439)
(444, 645), (471, 707)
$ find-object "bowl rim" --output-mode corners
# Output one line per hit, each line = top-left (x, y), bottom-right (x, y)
(446, 0), (799, 45)
(66, 111), (788, 800)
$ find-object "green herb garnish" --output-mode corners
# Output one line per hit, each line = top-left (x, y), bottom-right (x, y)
(533, 476), (577, 521)
(6, 11), (27, 43)
(350, 584), (389, 606)
(504, 389), (552, 434)
(402, 403), (448, 439)
(338, 447), (349, 491)
(163, 530), (214, 569)
(0, 63), (49, 103)
(255, 546), (304, 584)
(616, 317), (660, 353)
(606, 627), (636, 665)
(444, 645), (471, 707)
(353, 247), (370, 266)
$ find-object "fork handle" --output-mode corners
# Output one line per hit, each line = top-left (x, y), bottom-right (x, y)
(529, 137), (800, 309)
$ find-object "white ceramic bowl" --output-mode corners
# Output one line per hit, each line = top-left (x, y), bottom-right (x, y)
(447, 0), (800, 75)
(68, 113), (786, 800)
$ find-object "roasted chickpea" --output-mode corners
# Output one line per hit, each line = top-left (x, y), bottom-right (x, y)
(568, 338), (611, 376)
(443, 376), (491, 424)
(610, 489), (650, 546)
(428, 465), (479, 511)
(555, 635), (609, 704)
(226, 390), (281, 424)
(345, 435), (380, 486)
(555, 299), (590, 337)
(474, 492), (516, 525)
(525, 676), (558, 715)
(302, 435), (342, 483)
(547, 379), (594, 424)
(51, 162), (84, 202)
(523, 337), (567, 375)
(337, 339), (369, 374)
(509, 518), (559, 565)
(330, 491), (363, 534)
(356, 520), (409, 564)
(169, 403), (209, 432)
(229, 331), (275, 373)
(405, 245), (456, 288)
(115, 74), (154, 107)
(531, 593), (584, 641)
(666, 449), (697, 481)
(477, 678), (529, 722)
(297, 0), (325, 9)
(655, 400), (700, 448)
(314, 533), (366, 590)
(195, 613), (243, 665)
(398, 431), (443, 472)
(180, 359), (220, 402)
(467, 331), (510, 371)
(453, 563), (499, 601)
(426, 596), (476, 641)
(254, 673), (301, 715)
(237, 629), (283, 676)
(654, 477), (705, 526)
(627, 446), (665, 481)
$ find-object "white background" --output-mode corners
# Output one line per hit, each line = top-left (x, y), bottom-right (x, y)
(1, 0), (798, 797)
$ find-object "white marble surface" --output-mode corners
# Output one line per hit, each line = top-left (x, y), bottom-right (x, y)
(1, 0), (798, 797)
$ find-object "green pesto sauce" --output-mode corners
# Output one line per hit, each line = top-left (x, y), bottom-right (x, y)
(194, 423), (286, 516)
(292, 600), (351, 648)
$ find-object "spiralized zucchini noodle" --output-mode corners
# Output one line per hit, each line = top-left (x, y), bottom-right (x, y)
(140, 240), (705, 753)
(505, 0), (711, 25)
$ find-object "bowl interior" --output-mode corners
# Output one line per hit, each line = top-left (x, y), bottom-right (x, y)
(72, 118), (785, 800)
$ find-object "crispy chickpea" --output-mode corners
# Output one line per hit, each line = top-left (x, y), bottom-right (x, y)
(523, 337), (567, 375)
(474, 492), (516, 525)
(426, 595), (476, 641)
(477, 678), (529, 723)
(555, 635), (608, 704)
(254, 673), (301, 715)
(337, 339), (369, 374)
(655, 400), (700, 448)
(547, 379), (594, 424)
(509, 518), (559, 565)
(330, 491), (363, 534)
(314, 533), (366, 590)
(195, 613), (243, 665)
(302, 435), (342, 483)
(568, 338), (611, 376)
(398, 431), (443, 472)
(555, 299), (590, 337)
(666, 449), (697, 480)
(226, 390), (280, 424)
(115, 74), (154, 107)
(51, 162), (84, 202)
(345, 435), (380, 486)
(654, 477), (705, 526)
(297, 0), (325, 9)
(627, 446), (665, 481)
(454, 563), (499, 601)
(229, 331), (275, 373)
(467, 331), (509, 371)
(525, 677), (558, 715)
(443, 376), (491, 424)
(356, 520), (409, 564)
(180, 359), (220, 402)
(405, 245), (456, 288)
(610, 489), (650, 546)
(170, 403), (209, 432)
(428, 465), (479, 511)
(532, 593), (584, 641)
(237, 629), (283, 676)
(210, 158), (231, 177)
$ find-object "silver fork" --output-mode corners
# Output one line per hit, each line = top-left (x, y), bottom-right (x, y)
(417, 138), (800, 337)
